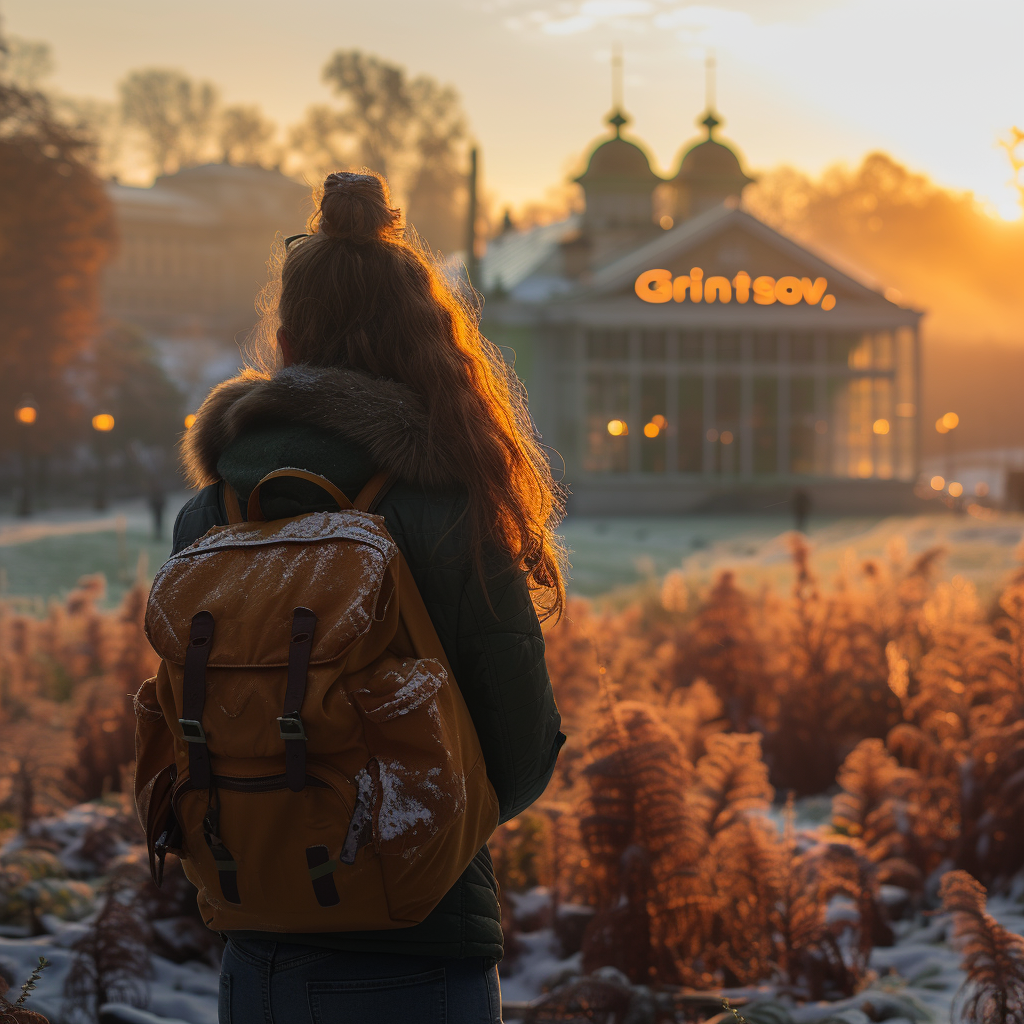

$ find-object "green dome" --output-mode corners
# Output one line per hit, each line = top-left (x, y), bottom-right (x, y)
(576, 110), (662, 192)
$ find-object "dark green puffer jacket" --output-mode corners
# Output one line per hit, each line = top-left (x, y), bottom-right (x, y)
(171, 365), (564, 964)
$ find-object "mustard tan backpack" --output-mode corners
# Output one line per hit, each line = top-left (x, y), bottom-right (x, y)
(133, 469), (499, 933)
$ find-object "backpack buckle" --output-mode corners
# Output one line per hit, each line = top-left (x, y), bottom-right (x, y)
(179, 718), (207, 743)
(277, 712), (307, 741)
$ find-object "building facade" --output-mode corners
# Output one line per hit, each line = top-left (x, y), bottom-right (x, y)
(101, 164), (309, 406)
(483, 108), (922, 514)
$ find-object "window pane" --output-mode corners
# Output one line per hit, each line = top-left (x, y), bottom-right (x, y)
(640, 375), (667, 472)
(754, 333), (777, 363)
(753, 377), (777, 474)
(678, 376), (703, 472)
(680, 331), (703, 362)
(791, 333), (815, 363)
(715, 376), (741, 475)
(584, 373), (630, 472)
(790, 377), (816, 474)
(586, 329), (629, 361)
(716, 333), (742, 364)
(641, 331), (666, 360)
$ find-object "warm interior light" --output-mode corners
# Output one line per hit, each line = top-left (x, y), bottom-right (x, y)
(720, 430), (734, 445)
(930, 475), (945, 490)
(935, 418), (949, 434)
(872, 418), (890, 435)
(706, 428), (719, 442)
(92, 413), (115, 432)
(643, 422), (660, 438)
(659, 215), (674, 230)
(651, 414), (668, 429)
(896, 402), (916, 417)
(948, 482), (963, 497)
(942, 412), (959, 430)
(975, 481), (990, 497)
(607, 419), (627, 436)
(184, 413), (196, 429)
(16, 405), (37, 424)
(857, 458), (873, 478)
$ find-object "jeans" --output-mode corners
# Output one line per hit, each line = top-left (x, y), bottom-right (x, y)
(218, 937), (502, 1023)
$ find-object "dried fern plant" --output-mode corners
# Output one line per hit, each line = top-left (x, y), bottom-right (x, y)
(940, 870), (1024, 1023)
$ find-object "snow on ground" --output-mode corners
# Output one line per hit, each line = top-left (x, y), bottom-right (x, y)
(2, 799), (1020, 1023)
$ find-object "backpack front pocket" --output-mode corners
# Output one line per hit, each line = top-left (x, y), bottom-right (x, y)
(352, 657), (467, 859)
(170, 765), (392, 925)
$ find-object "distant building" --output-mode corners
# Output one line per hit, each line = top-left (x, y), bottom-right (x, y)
(482, 106), (923, 514)
(102, 164), (309, 406)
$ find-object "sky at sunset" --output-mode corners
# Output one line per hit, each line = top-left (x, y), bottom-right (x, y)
(4, 0), (1022, 219)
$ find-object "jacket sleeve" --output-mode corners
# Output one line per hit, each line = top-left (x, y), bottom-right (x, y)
(454, 563), (565, 824)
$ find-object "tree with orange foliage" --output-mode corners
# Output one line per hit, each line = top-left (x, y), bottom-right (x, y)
(0, 28), (115, 455)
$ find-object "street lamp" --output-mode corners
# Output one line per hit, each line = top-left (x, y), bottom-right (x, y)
(92, 413), (115, 511)
(14, 396), (37, 517)
(935, 412), (959, 488)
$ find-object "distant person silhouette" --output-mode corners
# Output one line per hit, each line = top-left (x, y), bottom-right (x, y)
(792, 488), (812, 533)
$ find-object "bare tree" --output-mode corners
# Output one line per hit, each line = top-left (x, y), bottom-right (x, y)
(0, 35), (53, 91)
(219, 103), (276, 166)
(119, 68), (218, 176)
(287, 102), (351, 178)
(320, 50), (413, 178)
(289, 50), (469, 252)
(405, 76), (467, 253)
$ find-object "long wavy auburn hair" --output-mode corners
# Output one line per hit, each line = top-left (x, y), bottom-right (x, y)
(251, 170), (566, 618)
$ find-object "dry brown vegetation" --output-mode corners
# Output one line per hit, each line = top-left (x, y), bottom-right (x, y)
(0, 574), (156, 833)
(492, 534), (1024, 1002)
(4, 539), (1024, 1013)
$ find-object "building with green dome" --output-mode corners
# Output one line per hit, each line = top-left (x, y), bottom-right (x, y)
(481, 103), (922, 515)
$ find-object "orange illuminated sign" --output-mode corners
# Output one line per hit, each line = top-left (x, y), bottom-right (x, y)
(635, 268), (836, 310)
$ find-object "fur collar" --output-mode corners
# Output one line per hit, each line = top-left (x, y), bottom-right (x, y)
(181, 365), (455, 489)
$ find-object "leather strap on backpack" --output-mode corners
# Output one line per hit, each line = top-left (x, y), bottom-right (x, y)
(281, 607), (317, 792)
(180, 611), (215, 790)
(223, 482), (244, 524)
(244, 468), (395, 521)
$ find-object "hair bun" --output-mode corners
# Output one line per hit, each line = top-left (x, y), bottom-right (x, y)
(317, 170), (400, 244)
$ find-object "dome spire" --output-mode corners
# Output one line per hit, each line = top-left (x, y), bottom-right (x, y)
(609, 42), (626, 138)
(701, 50), (720, 139)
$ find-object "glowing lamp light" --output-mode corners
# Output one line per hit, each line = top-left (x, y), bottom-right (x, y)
(941, 412), (959, 430)
(184, 413), (197, 429)
(91, 413), (115, 432)
(720, 430), (734, 445)
(935, 418), (948, 434)
(948, 482), (964, 498)
(872, 418), (890, 435)
(975, 482), (990, 497)
(607, 419), (628, 437)
(930, 475), (945, 491)
(15, 404), (37, 425)
(643, 422), (660, 438)
(651, 414), (668, 429)
(659, 215), (674, 230)
(706, 428), (719, 442)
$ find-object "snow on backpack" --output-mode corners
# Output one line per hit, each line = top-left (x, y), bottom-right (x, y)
(132, 468), (499, 932)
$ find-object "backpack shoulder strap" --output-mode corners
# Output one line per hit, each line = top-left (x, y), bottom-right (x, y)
(222, 481), (244, 524)
(353, 471), (395, 513)
(239, 468), (395, 522)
